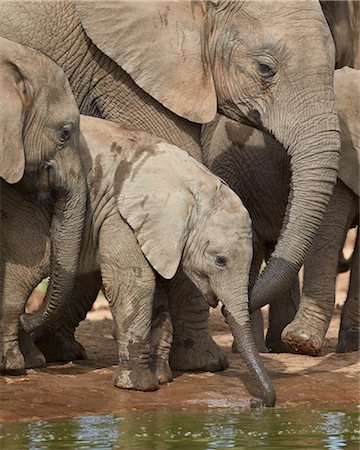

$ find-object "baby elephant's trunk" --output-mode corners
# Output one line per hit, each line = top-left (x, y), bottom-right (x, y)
(222, 301), (276, 407)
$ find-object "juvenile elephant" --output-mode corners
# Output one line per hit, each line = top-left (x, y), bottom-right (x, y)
(12, 115), (276, 406)
(0, 37), (86, 371)
(201, 66), (359, 355)
(0, 0), (341, 371)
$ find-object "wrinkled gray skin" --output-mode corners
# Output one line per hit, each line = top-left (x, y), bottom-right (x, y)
(13, 115), (276, 406)
(201, 67), (359, 356)
(0, 37), (86, 371)
(0, 0), (340, 371)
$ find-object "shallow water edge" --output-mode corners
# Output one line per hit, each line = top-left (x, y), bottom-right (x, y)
(0, 405), (359, 450)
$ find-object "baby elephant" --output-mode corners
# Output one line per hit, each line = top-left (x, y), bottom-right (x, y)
(17, 116), (275, 406)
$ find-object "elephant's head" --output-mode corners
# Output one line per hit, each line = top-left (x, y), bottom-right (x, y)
(0, 37), (87, 332)
(77, 0), (341, 311)
(115, 142), (276, 407)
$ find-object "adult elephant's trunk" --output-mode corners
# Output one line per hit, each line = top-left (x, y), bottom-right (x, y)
(20, 151), (87, 333)
(250, 77), (341, 312)
(221, 294), (276, 407)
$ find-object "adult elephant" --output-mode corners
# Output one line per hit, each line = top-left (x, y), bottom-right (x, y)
(0, 0), (340, 369)
(201, 66), (359, 355)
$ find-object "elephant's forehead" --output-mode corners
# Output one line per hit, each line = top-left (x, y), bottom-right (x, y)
(208, 192), (252, 234)
(241, 0), (321, 18)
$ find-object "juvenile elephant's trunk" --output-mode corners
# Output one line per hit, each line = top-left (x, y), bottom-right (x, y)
(222, 298), (276, 407)
(20, 153), (87, 333)
(249, 78), (341, 312)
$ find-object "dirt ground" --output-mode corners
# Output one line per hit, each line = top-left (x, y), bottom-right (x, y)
(1, 232), (359, 422)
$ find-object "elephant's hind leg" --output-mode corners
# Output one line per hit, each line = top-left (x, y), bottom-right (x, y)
(168, 271), (228, 372)
(337, 228), (359, 353)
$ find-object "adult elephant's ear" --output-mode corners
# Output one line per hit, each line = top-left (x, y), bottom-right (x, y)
(76, 0), (217, 123)
(0, 61), (27, 183)
(114, 143), (196, 279)
(320, 1), (354, 68)
(334, 67), (360, 196)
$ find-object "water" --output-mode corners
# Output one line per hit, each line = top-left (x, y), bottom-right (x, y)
(0, 406), (358, 449)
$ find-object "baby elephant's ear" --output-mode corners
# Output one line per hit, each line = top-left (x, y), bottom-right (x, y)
(115, 143), (196, 279)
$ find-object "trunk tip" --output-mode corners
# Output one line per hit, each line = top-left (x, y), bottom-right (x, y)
(20, 311), (46, 334)
(264, 389), (277, 407)
(250, 389), (276, 408)
(250, 257), (299, 312)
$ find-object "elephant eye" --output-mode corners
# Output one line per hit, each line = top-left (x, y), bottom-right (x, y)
(58, 124), (73, 144)
(257, 61), (276, 79)
(215, 255), (227, 267)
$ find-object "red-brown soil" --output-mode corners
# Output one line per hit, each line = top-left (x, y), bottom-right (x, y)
(1, 232), (358, 421)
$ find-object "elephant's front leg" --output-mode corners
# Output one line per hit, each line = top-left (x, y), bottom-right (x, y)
(150, 278), (173, 384)
(266, 276), (300, 353)
(0, 265), (45, 372)
(167, 271), (228, 372)
(282, 182), (357, 355)
(337, 229), (359, 353)
(99, 216), (159, 391)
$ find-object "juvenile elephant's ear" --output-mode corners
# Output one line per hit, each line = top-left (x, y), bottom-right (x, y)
(76, 0), (217, 124)
(334, 67), (360, 196)
(115, 143), (197, 279)
(0, 62), (27, 183)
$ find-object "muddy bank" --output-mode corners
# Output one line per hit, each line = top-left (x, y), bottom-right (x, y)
(1, 306), (359, 422)
(1, 233), (358, 422)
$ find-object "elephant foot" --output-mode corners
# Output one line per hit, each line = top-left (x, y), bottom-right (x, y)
(19, 330), (46, 369)
(113, 365), (159, 391)
(150, 357), (173, 384)
(281, 322), (324, 356)
(0, 346), (26, 373)
(34, 330), (87, 363)
(336, 329), (360, 353)
(170, 335), (228, 371)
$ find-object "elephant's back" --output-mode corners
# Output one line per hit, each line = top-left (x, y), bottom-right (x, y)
(0, 1), (202, 162)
